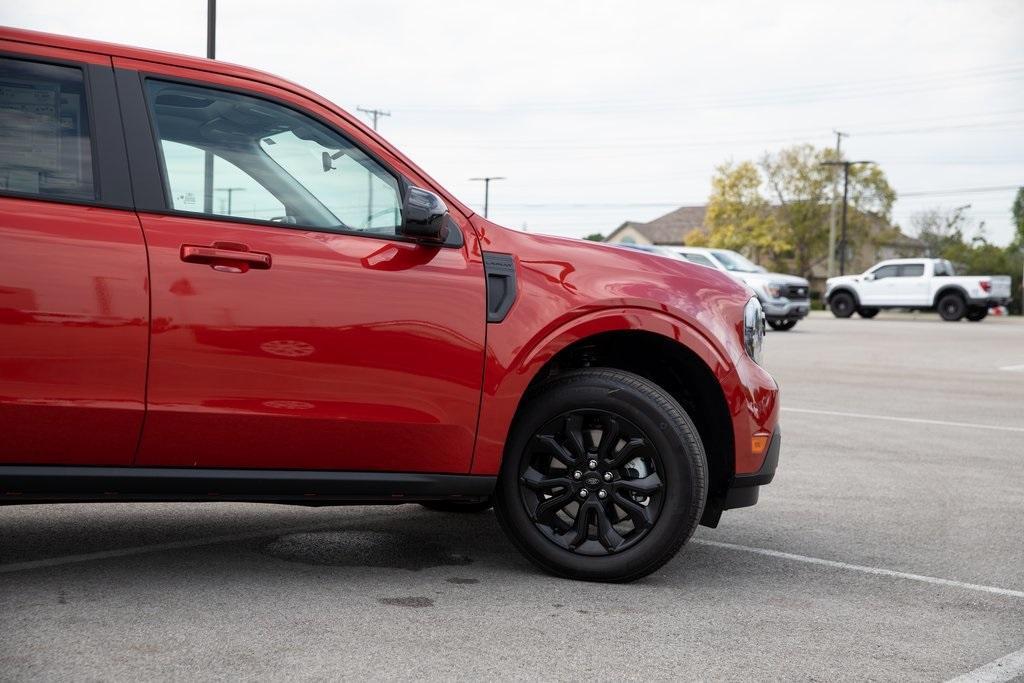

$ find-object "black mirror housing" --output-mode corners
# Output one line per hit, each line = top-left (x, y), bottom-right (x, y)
(400, 186), (449, 244)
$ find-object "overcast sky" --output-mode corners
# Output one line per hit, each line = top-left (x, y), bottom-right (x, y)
(4, 0), (1023, 244)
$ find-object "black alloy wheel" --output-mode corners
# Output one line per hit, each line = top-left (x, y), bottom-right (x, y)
(938, 294), (967, 321)
(518, 409), (665, 555)
(829, 292), (855, 318)
(494, 368), (707, 582)
(965, 307), (988, 322)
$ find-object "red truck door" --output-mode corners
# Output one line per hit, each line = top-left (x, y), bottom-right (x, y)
(0, 44), (147, 465)
(114, 63), (486, 473)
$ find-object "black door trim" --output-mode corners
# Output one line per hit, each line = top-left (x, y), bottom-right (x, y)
(0, 466), (496, 506)
(113, 67), (167, 211)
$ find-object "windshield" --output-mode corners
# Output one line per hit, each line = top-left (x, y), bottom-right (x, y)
(711, 250), (762, 273)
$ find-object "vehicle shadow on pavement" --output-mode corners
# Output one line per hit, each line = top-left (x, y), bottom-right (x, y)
(0, 503), (733, 587)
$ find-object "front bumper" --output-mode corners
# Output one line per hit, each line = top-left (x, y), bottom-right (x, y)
(762, 298), (810, 322)
(723, 428), (781, 510)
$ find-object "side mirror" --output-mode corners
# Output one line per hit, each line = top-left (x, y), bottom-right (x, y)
(864, 273), (875, 281)
(400, 186), (449, 244)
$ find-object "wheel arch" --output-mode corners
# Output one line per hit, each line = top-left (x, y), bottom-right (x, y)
(827, 286), (860, 306)
(933, 285), (969, 307)
(471, 307), (739, 525)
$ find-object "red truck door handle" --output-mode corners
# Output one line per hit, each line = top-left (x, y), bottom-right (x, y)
(180, 243), (272, 272)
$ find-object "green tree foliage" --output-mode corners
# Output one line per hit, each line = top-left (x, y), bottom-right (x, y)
(688, 161), (783, 254)
(912, 205), (1023, 314)
(1012, 186), (1024, 249)
(583, 232), (605, 242)
(911, 206), (971, 257)
(693, 144), (897, 278)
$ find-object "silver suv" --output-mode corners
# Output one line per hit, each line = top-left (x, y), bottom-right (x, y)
(667, 247), (811, 331)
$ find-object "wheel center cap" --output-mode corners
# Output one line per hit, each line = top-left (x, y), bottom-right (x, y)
(583, 473), (602, 488)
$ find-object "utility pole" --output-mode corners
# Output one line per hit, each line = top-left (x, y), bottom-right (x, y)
(470, 177), (505, 218)
(826, 130), (847, 278)
(357, 107), (390, 131)
(821, 160), (874, 275)
(216, 187), (245, 215)
(203, 0), (216, 216)
(356, 107), (390, 226)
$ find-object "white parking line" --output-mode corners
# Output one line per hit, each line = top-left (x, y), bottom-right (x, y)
(999, 364), (1024, 372)
(946, 644), (1024, 683)
(691, 539), (1024, 599)
(0, 523), (330, 574)
(782, 407), (1024, 434)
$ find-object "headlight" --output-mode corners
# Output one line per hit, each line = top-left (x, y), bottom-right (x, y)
(743, 297), (766, 364)
(763, 282), (784, 299)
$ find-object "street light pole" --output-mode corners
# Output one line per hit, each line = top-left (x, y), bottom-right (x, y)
(470, 177), (505, 218)
(207, 0), (216, 60)
(826, 130), (847, 278)
(203, 0), (216, 216)
(216, 187), (245, 215)
(821, 160), (873, 275)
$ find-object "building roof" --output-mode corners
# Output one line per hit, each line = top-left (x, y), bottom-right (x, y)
(606, 206), (707, 245)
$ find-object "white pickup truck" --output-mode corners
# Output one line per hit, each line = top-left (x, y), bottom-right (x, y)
(825, 258), (1012, 322)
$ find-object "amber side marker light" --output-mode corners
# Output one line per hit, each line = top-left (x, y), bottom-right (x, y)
(751, 433), (771, 456)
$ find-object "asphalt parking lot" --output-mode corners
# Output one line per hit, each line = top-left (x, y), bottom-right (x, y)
(2, 312), (1022, 681)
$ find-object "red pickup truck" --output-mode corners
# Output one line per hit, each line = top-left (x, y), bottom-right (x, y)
(0, 27), (780, 581)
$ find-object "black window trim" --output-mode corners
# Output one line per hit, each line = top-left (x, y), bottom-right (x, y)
(0, 50), (133, 210)
(118, 68), (463, 249)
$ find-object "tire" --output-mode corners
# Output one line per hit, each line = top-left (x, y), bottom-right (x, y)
(938, 293), (967, 321)
(420, 499), (493, 513)
(493, 368), (707, 583)
(966, 307), (988, 322)
(829, 292), (856, 318)
(768, 319), (797, 331)
(857, 307), (879, 319)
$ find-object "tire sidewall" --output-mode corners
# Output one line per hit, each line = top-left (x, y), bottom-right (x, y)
(830, 293), (855, 318)
(938, 294), (966, 321)
(494, 371), (706, 582)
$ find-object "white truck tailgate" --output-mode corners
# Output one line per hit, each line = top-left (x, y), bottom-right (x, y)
(991, 276), (1012, 298)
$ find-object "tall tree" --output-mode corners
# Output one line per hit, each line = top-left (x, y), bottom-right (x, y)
(692, 144), (897, 278)
(911, 206), (970, 257)
(687, 161), (783, 255)
(1012, 186), (1024, 249)
(760, 144), (896, 278)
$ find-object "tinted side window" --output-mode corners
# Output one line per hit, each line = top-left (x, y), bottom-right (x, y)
(0, 57), (94, 200)
(899, 264), (924, 277)
(145, 80), (402, 235)
(872, 265), (899, 279)
(684, 253), (716, 268)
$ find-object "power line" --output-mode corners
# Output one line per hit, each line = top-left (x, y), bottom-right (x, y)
(899, 185), (1021, 197)
(391, 61), (1024, 113)
(481, 185), (1022, 211)
(408, 119), (1024, 154)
